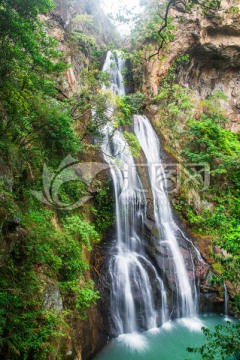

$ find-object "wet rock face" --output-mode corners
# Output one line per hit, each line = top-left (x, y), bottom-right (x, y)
(0, 225), (27, 267)
(177, 60), (240, 131)
(91, 237), (115, 336)
(66, 304), (109, 360)
(0, 172), (26, 266)
(0, 158), (13, 191)
(143, 221), (207, 297)
(199, 269), (226, 314)
(38, 274), (63, 311)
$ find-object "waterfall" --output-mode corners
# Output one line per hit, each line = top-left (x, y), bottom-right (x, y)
(101, 51), (198, 336)
(101, 51), (167, 334)
(133, 115), (197, 317)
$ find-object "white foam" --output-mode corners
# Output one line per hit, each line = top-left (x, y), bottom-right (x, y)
(178, 317), (204, 332)
(161, 321), (174, 331)
(147, 327), (160, 335)
(117, 333), (148, 352)
(224, 315), (232, 322)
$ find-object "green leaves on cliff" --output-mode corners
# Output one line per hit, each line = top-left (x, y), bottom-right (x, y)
(123, 131), (141, 157)
(183, 116), (240, 183)
(0, 271), (64, 360)
(0, 0), (64, 77)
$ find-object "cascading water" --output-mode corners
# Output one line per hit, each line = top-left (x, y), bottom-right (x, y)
(133, 115), (197, 318)
(101, 51), (198, 336)
(224, 282), (229, 316)
(101, 51), (167, 334)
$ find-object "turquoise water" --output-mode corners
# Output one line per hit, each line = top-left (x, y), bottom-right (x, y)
(94, 314), (233, 360)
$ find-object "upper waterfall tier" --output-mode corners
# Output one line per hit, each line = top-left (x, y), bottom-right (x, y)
(102, 51), (126, 96)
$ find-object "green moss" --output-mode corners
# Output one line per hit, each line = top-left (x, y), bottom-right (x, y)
(212, 262), (224, 275)
(123, 131), (141, 157)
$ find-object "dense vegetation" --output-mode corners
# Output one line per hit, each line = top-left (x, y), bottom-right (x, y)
(0, 0), (114, 358)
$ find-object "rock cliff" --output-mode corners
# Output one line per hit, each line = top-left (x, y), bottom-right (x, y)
(142, 1), (240, 131)
(43, 0), (119, 97)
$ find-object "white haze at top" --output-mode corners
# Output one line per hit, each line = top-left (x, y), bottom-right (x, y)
(101, 0), (143, 34)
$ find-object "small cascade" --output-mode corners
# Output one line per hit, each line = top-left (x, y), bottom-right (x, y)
(224, 282), (229, 316)
(102, 50), (125, 96)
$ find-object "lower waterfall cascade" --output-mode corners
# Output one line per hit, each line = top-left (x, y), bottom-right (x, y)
(133, 114), (198, 318)
(101, 50), (201, 336)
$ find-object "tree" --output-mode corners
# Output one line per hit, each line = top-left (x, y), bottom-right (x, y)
(187, 322), (240, 359)
(130, 0), (222, 60)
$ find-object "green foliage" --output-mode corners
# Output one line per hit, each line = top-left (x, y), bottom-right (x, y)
(0, 269), (65, 359)
(199, 91), (228, 125)
(70, 26), (105, 70)
(0, 2), (109, 356)
(63, 279), (99, 317)
(156, 83), (193, 110)
(0, 0), (80, 191)
(115, 96), (137, 126)
(93, 180), (115, 234)
(70, 32), (97, 58)
(72, 14), (93, 26)
(64, 215), (100, 248)
(154, 83), (194, 141)
(123, 131), (141, 157)
(70, 69), (110, 140)
(183, 116), (240, 180)
(0, 0), (65, 81)
(20, 197), (99, 281)
(230, 6), (239, 13)
(0, 193), (100, 358)
(114, 92), (145, 129)
(123, 92), (145, 113)
(187, 321), (240, 359)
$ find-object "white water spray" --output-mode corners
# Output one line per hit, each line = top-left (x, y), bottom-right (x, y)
(101, 51), (167, 334)
(100, 51), (198, 335)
